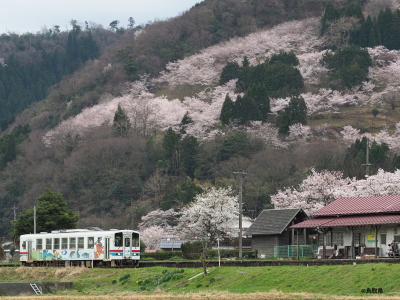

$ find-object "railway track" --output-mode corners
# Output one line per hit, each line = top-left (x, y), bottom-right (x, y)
(3, 257), (400, 268)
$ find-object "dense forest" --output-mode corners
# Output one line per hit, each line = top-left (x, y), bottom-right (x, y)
(1, 0), (400, 238)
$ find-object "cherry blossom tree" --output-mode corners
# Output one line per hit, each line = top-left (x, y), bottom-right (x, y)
(271, 168), (354, 215)
(138, 208), (175, 230)
(288, 123), (312, 142)
(140, 226), (165, 251)
(272, 168), (400, 215)
(176, 186), (238, 244)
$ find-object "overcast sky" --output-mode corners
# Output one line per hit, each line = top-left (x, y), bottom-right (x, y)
(2, 0), (202, 34)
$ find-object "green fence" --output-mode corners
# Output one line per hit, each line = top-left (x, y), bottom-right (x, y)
(274, 244), (317, 258)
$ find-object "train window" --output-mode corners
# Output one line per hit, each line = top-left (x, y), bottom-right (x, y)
(21, 241), (26, 250)
(46, 238), (52, 249)
(54, 238), (60, 250)
(36, 239), (43, 250)
(69, 237), (76, 249)
(88, 237), (94, 249)
(78, 237), (84, 249)
(132, 233), (139, 247)
(125, 237), (130, 247)
(62, 238), (68, 249)
(114, 232), (122, 247)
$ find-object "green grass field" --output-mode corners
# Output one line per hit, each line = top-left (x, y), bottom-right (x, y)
(1, 263), (400, 299)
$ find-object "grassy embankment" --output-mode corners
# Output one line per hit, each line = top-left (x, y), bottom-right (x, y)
(1, 263), (400, 299)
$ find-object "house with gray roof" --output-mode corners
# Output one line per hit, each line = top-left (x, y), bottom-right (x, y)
(245, 208), (309, 257)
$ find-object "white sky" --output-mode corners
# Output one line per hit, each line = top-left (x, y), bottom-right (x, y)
(2, 0), (202, 34)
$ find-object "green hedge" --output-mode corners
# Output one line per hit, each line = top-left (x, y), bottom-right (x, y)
(141, 250), (182, 260)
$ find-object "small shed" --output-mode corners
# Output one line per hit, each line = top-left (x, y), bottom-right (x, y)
(245, 208), (309, 257)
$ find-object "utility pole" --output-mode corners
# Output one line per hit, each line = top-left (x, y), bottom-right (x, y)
(131, 200), (134, 230)
(11, 203), (18, 221)
(34, 206), (36, 234)
(233, 171), (247, 260)
(362, 138), (372, 177)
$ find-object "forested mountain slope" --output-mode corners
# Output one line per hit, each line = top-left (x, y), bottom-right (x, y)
(1, 0), (400, 237)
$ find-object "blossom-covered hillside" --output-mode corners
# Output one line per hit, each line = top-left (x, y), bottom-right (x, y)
(44, 16), (400, 149)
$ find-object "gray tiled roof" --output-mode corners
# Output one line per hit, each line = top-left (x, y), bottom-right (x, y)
(160, 239), (187, 249)
(245, 208), (308, 236)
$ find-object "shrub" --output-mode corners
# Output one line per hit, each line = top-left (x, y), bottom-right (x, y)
(141, 250), (182, 260)
(181, 241), (204, 259)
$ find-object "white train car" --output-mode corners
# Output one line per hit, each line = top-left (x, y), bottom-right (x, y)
(19, 229), (140, 267)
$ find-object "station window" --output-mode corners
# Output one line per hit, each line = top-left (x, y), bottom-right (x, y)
(54, 238), (60, 250)
(46, 238), (52, 249)
(115, 232), (122, 247)
(332, 232), (344, 246)
(381, 233), (387, 245)
(69, 237), (76, 249)
(61, 238), (68, 249)
(318, 232), (332, 247)
(132, 232), (139, 247)
(78, 237), (84, 249)
(355, 233), (365, 247)
(88, 237), (94, 249)
(36, 239), (43, 250)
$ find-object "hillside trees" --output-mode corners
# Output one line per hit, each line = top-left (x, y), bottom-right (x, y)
(320, 45), (372, 88)
(162, 127), (199, 177)
(321, 2), (400, 50)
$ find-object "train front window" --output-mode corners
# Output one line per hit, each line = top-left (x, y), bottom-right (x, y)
(114, 232), (122, 247)
(62, 238), (68, 249)
(132, 232), (139, 247)
(54, 238), (60, 250)
(46, 238), (52, 249)
(21, 241), (26, 250)
(36, 239), (43, 250)
(125, 237), (130, 247)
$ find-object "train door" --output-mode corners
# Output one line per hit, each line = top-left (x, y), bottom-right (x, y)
(104, 237), (110, 260)
(27, 240), (32, 262)
(123, 234), (132, 258)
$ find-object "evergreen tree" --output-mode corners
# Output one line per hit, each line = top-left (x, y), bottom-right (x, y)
(320, 45), (372, 88)
(220, 94), (235, 125)
(245, 83), (270, 122)
(388, 11), (400, 50)
(219, 61), (241, 85)
(162, 127), (180, 175)
(112, 104), (131, 137)
(269, 51), (299, 66)
(377, 8), (393, 47)
(179, 111), (193, 135)
(276, 95), (307, 133)
(10, 187), (79, 237)
(242, 56), (250, 68)
(368, 26), (378, 47)
(321, 3), (340, 35)
(1, 134), (16, 167)
(218, 130), (248, 161)
(181, 135), (199, 178)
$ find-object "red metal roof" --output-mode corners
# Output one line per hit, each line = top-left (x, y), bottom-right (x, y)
(291, 215), (400, 228)
(311, 194), (400, 217)
(289, 218), (335, 228)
